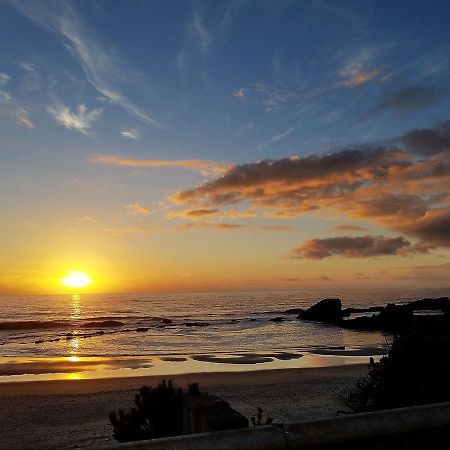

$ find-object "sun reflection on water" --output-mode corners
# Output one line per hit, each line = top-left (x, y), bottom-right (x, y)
(70, 294), (81, 320)
(68, 294), (82, 358)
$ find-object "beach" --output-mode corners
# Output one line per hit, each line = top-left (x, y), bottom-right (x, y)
(0, 364), (366, 449)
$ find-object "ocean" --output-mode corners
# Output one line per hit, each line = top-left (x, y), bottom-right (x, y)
(0, 287), (448, 381)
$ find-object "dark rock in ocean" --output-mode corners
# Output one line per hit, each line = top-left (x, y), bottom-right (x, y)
(406, 297), (450, 311)
(284, 308), (304, 315)
(297, 298), (342, 323)
(343, 303), (414, 331)
(136, 327), (149, 332)
(160, 318), (173, 324)
(269, 316), (284, 322)
(185, 322), (209, 327)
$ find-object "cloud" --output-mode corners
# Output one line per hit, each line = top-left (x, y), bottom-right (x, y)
(177, 222), (292, 232)
(13, 0), (163, 127)
(104, 225), (157, 234)
(0, 73), (34, 129)
(232, 88), (246, 99)
(93, 155), (228, 175)
(121, 128), (139, 140)
(251, 81), (297, 112)
(290, 235), (414, 259)
(47, 103), (102, 135)
(334, 224), (366, 232)
(192, 8), (212, 53)
(257, 124), (302, 150)
(0, 73), (13, 104)
(366, 84), (444, 117)
(0, 72), (10, 87)
(169, 120), (450, 252)
(341, 68), (383, 87)
(171, 147), (407, 207)
(403, 208), (450, 248)
(337, 46), (388, 88)
(401, 120), (450, 155)
(176, 208), (221, 218)
(17, 112), (34, 128)
(126, 203), (152, 217)
(281, 276), (333, 282)
(168, 208), (256, 220)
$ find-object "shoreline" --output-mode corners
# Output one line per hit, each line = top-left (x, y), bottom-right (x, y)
(0, 363), (368, 397)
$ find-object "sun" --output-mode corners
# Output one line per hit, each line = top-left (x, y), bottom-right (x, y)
(60, 270), (93, 289)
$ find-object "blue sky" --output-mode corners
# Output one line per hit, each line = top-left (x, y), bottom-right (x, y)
(1, 0), (450, 293)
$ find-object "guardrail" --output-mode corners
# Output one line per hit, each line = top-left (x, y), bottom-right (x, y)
(91, 401), (450, 450)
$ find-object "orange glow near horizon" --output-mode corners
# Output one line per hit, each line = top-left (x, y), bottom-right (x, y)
(60, 270), (93, 289)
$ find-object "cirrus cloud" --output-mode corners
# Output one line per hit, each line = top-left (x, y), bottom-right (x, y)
(93, 155), (229, 175)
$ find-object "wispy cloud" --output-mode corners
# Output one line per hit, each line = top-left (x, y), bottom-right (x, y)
(93, 155), (228, 175)
(168, 207), (256, 220)
(257, 124), (302, 150)
(281, 276), (333, 283)
(0, 72), (10, 87)
(232, 88), (246, 99)
(338, 46), (387, 87)
(126, 203), (152, 217)
(17, 112), (34, 128)
(104, 225), (157, 234)
(340, 68), (383, 87)
(0, 72), (35, 129)
(13, 0), (163, 128)
(121, 128), (139, 140)
(176, 222), (292, 232)
(192, 8), (212, 53)
(47, 103), (102, 135)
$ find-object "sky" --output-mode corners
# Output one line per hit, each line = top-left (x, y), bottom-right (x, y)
(1, 0), (450, 294)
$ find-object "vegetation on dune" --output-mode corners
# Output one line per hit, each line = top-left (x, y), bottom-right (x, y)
(109, 379), (186, 442)
(345, 313), (450, 412)
(250, 407), (273, 427)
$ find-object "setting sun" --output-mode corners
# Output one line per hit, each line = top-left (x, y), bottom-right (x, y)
(60, 271), (93, 289)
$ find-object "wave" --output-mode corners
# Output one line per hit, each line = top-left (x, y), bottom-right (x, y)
(0, 321), (70, 331)
(0, 319), (125, 331)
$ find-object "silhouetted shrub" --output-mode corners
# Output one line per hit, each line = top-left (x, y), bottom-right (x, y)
(109, 379), (185, 442)
(187, 382), (200, 395)
(250, 407), (273, 426)
(345, 314), (450, 412)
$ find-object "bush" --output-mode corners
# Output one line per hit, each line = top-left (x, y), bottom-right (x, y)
(345, 314), (450, 412)
(250, 407), (273, 426)
(109, 379), (184, 442)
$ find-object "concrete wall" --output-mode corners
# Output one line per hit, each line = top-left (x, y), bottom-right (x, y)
(92, 401), (450, 450)
(182, 393), (248, 434)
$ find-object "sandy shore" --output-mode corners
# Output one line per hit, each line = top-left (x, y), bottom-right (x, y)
(0, 364), (367, 450)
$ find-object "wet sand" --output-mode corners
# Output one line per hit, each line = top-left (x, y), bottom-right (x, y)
(0, 364), (367, 449)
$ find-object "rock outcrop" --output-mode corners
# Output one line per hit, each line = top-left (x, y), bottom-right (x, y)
(297, 298), (342, 324)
